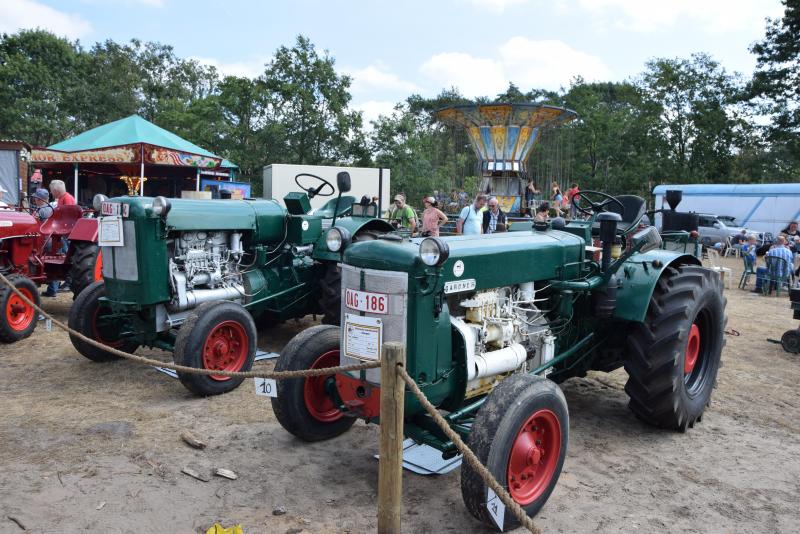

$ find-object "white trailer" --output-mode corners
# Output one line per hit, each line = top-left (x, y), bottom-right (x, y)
(263, 164), (390, 213)
(653, 183), (800, 236)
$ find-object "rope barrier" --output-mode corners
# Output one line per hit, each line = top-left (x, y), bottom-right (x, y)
(0, 272), (378, 379)
(398, 365), (543, 534)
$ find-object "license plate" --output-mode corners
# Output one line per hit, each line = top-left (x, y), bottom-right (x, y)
(101, 202), (129, 217)
(345, 288), (388, 314)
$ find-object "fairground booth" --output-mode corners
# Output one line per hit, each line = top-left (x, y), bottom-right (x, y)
(29, 115), (246, 205)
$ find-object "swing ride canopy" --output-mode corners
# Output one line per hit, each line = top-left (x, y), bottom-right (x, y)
(435, 103), (577, 176)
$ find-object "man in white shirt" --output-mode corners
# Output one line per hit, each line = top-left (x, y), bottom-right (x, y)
(456, 194), (487, 235)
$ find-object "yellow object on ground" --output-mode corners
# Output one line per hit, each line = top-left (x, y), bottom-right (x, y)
(205, 523), (243, 534)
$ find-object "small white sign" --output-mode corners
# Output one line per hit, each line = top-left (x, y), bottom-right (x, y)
(344, 313), (383, 361)
(98, 216), (124, 247)
(487, 488), (505, 531)
(301, 220), (309, 231)
(254, 377), (277, 397)
(453, 260), (465, 277)
(444, 278), (476, 294)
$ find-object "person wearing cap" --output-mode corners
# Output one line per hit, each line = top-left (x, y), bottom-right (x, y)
(32, 188), (54, 220)
(482, 196), (507, 234)
(420, 196), (448, 237)
(388, 194), (417, 233)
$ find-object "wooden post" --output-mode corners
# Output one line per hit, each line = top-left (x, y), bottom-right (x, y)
(378, 342), (406, 534)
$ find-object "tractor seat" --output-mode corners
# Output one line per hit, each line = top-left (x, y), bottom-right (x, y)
(591, 195), (647, 235)
(40, 205), (83, 236)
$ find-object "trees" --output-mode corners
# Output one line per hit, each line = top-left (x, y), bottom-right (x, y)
(749, 0), (800, 177)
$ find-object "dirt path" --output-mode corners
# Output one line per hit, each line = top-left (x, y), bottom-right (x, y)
(1, 257), (798, 533)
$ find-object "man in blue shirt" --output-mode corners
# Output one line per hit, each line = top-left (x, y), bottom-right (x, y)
(754, 235), (794, 292)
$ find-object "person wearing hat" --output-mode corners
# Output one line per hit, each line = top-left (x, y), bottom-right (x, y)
(32, 188), (54, 220)
(420, 196), (448, 237)
(388, 194), (417, 234)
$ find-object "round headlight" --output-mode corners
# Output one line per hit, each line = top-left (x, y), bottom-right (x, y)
(326, 227), (351, 252)
(420, 237), (449, 266)
(92, 194), (108, 212)
(152, 196), (171, 217)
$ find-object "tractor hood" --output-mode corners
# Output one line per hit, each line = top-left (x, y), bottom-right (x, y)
(342, 230), (586, 288)
(0, 209), (39, 239)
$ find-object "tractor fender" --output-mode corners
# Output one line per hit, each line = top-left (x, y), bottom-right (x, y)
(613, 250), (701, 323)
(68, 217), (98, 242)
(312, 217), (394, 262)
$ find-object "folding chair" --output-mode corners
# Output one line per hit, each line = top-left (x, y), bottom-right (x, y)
(738, 254), (756, 289)
(706, 248), (732, 289)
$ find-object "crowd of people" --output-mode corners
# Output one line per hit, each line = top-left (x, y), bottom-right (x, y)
(733, 221), (800, 293)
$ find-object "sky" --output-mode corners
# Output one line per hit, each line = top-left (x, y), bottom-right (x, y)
(0, 0), (786, 124)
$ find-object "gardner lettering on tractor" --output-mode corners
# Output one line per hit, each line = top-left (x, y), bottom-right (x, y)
(271, 104), (725, 531)
(68, 172), (393, 396)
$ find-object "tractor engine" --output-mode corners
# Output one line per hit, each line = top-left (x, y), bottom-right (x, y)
(166, 230), (246, 312)
(449, 283), (554, 397)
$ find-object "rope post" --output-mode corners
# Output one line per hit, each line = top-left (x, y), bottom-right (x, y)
(377, 342), (406, 534)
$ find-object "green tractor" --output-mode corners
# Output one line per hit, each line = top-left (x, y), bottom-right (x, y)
(68, 172), (393, 396)
(272, 191), (726, 531)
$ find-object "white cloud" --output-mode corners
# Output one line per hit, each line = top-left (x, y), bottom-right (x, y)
(353, 100), (398, 126)
(192, 56), (269, 79)
(420, 37), (612, 97)
(464, 0), (528, 14)
(578, 0), (784, 33)
(0, 0), (92, 39)
(345, 64), (421, 96)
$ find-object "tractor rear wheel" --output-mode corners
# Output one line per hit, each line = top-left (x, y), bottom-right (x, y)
(173, 301), (257, 396)
(461, 374), (568, 531)
(69, 280), (139, 361)
(272, 324), (355, 441)
(624, 265), (726, 431)
(319, 263), (341, 325)
(69, 241), (102, 300)
(0, 275), (39, 343)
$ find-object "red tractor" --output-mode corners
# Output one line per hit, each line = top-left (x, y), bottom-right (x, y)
(0, 204), (101, 342)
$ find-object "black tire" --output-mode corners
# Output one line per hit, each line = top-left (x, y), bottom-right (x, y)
(68, 280), (139, 361)
(319, 263), (341, 325)
(0, 275), (39, 343)
(272, 324), (355, 441)
(781, 329), (800, 354)
(461, 374), (568, 531)
(68, 241), (101, 300)
(173, 301), (257, 396)
(624, 265), (726, 431)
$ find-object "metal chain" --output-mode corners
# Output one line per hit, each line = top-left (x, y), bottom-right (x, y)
(0, 271), (378, 379)
(397, 365), (543, 534)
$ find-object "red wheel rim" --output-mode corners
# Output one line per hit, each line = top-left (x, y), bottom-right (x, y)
(6, 287), (35, 331)
(507, 409), (561, 505)
(93, 251), (103, 281)
(202, 321), (249, 381)
(303, 350), (343, 423)
(684, 323), (701, 375)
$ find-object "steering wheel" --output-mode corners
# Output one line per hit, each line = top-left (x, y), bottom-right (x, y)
(294, 173), (335, 199)
(571, 190), (625, 218)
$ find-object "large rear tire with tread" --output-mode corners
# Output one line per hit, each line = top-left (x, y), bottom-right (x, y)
(69, 280), (139, 361)
(319, 263), (341, 325)
(624, 265), (726, 431)
(173, 301), (257, 396)
(272, 324), (355, 441)
(461, 374), (568, 531)
(0, 275), (39, 343)
(69, 241), (102, 300)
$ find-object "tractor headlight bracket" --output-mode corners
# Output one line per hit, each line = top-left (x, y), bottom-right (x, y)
(326, 226), (351, 252)
(152, 196), (172, 218)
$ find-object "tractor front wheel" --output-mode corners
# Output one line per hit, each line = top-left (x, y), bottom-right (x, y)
(624, 265), (726, 431)
(461, 374), (568, 531)
(69, 280), (139, 361)
(173, 301), (257, 396)
(0, 275), (39, 343)
(272, 324), (355, 441)
(68, 241), (102, 300)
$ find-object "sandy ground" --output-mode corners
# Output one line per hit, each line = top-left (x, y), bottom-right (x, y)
(1, 255), (799, 534)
